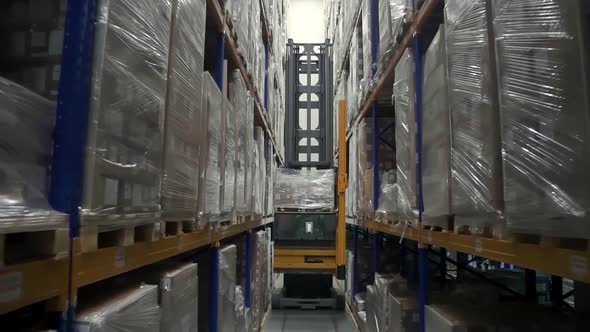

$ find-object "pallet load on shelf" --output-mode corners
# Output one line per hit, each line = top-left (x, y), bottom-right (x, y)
(357, 117), (396, 223)
(350, 24), (364, 118)
(226, 0), (249, 47)
(378, 0), (414, 78)
(365, 274), (416, 332)
(345, 250), (354, 303)
(244, 93), (255, 218)
(360, 0), (374, 97)
(274, 168), (335, 211)
(141, 262), (199, 331)
(394, 49), (418, 227)
(219, 244), (237, 332)
(80, 0), (172, 251)
(229, 70), (248, 222)
(445, 0), (504, 239)
(222, 96), (237, 224)
(347, 126), (359, 223)
(198, 73), (223, 227)
(254, 127), (266, 219)
(0, 1), (67, 100)
(74, 285), (160, 331)
(423, 25), (452, 230)
(161, 0), (206, 231)
(235, 285), (248, 332)
(493, 0), (590, 240)
(0, 78), (69, 265)
(251, 230), (270, 331)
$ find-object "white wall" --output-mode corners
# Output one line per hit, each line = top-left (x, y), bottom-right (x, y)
(287, 0), (325, 43)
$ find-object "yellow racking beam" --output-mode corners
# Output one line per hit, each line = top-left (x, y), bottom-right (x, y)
(0, 258), (69, 314)
(367, 220), (590, 284)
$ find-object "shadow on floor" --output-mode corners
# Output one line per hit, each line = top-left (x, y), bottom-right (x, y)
(262, 309), (356, 332)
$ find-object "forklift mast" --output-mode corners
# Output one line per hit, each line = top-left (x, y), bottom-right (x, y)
(285, 39), (333, 169)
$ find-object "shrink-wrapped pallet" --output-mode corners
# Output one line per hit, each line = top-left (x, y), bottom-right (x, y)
(82, 0), (172, 229)
(0, 78), (67, 232)
(390, 294), (418, 332)
(361, 0), (374, 84)
(244, 93), (255, 216)
(198, 73), (223, 225)
(394, 50), (417, 226)
(219, 244), (237, 332)
(162, 0), (206, 222)
(445, 0), (503, 237)
(274, 168), (335, 211)
(254, 127), (265, 216)
(493, 0), (590, 239)
(222, 96), (236, 219)
(423, 25), (452, 225)
(141, 262), (199, 331)
(235, 286), (247, 332)
(74, 285), (160, 332)
(229, 71), (248, 216)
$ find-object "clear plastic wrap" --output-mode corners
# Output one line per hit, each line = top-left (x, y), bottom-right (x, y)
(162, 0), (206, 222)
(274, 168), (335, 211)
(229, 71), (248, 216)
(377, 0), (393, 76)
(235, 286), (247, 332)
(445, 0), (503, 237)
(394, 49), (417, 226)
(391, 1), (413, 52)
(365, 285), (378, 332)
(423, 25), (452, 221)
(348, 127), (359, 221)
(74, 285), (160, 332)
(376, 170), (398, 222)
(0, 77), (68, 232)
(244, 94), (255, 216)
(198, 73), (223, 225)
(144, 263), (199, 332)
(251, 230), (268, 331)
(219, 244), (237, 332)
(361, 0), (374, 85)
(82, 0), (171, 230)
(254, 127), (265, 216)
(493, 0), (590, 238)
(222, 97), (236, 218)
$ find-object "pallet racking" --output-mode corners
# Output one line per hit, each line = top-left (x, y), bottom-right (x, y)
(0, 1), (280, 331)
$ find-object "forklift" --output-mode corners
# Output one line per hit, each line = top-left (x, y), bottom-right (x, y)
(272, 40), (347, 310)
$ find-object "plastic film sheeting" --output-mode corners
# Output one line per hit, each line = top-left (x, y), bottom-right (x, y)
(222, 97), (236, 217)
(423, 25), (452, 221)
(0, 78), (68, 232)
(162, 0), (206, 221)
(74, 285), (160, 332)
(219, 244), (237, 332)
(198, 73), (223, 224)
(394, 50), (417, 226)
(493, 0), (590, 238)
(82, 0), (171, 229)
(445, 0), (504, 237)
(274, 168), (335, 211)
(376, 170), (398, 223)
(230, 71), (248, 216)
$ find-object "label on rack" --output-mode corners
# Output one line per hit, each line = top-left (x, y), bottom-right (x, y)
(0, 272), (22, 302)
(115, 247), (126, 268)
(570, 255), (588, 278)
(474, 239), (483, 253)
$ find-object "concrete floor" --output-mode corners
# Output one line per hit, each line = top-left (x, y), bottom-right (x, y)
(262, 309), (357, 332)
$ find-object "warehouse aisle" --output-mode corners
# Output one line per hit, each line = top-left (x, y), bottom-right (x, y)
(263, 309), (357, 332)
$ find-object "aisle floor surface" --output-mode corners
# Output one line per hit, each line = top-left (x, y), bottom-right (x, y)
(262, 309), (356, 332)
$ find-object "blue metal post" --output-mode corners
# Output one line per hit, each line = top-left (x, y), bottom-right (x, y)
(352, 226), (360, 296)
(210, 247), (220, 332)
(370, 0), (381, 212)
(413, 0), (427, 327)
(373, 232), (382, 275)
(215, 32), (225, 89)
(245, 232), (252, 307)
(50, 1), (97, 330)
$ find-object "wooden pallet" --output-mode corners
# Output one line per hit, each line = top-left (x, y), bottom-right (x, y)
(79, 223), (160, 253)
(161, 221), (183, 237)
(512, 233), (590, 252)
(0, 228), (69, 267)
